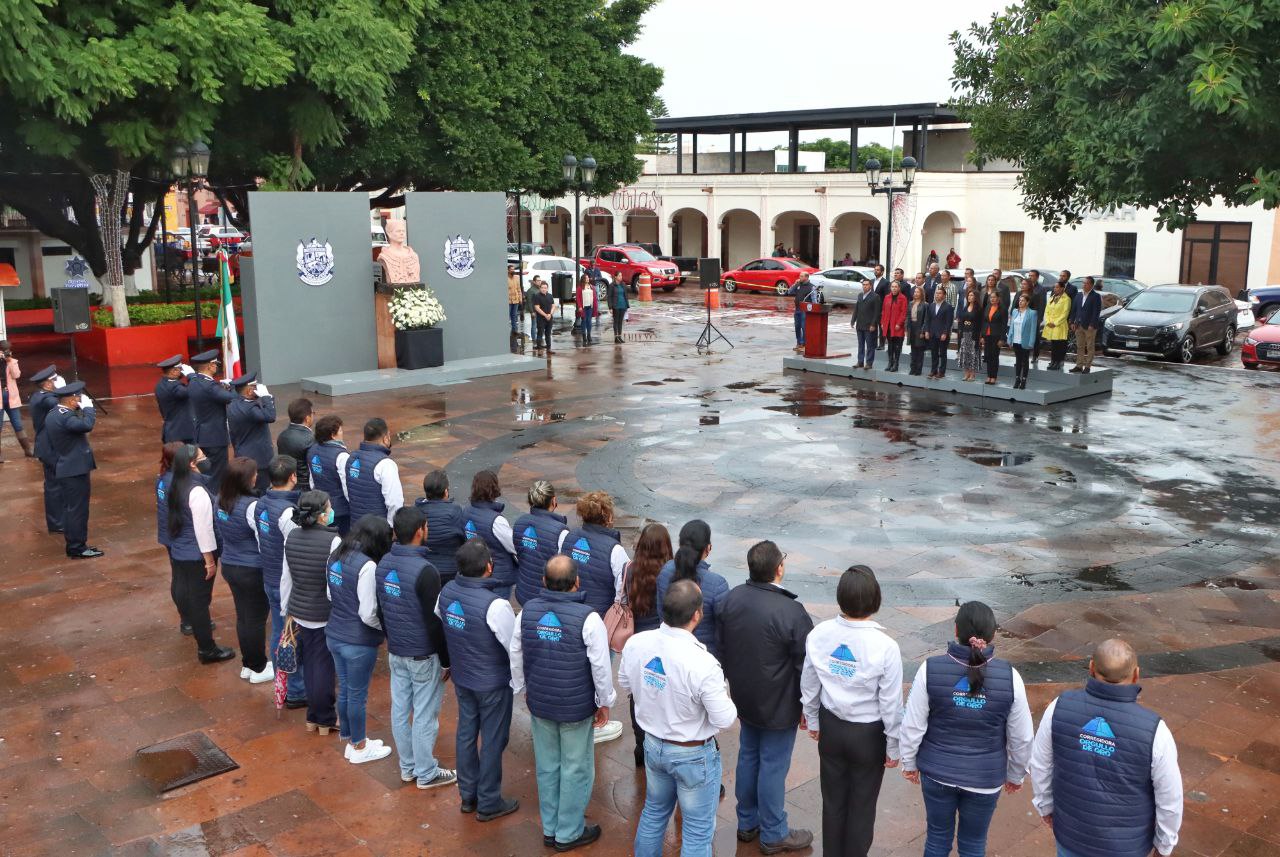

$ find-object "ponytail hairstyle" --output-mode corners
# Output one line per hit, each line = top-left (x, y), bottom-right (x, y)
(159, 441), (184, 478)
(293, 490), (332, 528)
(167, 444), (198, 540)
(955, 600), (998, 696)
(672, 519), (711, 582)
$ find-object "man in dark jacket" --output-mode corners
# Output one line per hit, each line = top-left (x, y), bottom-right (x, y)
(924, 286), (956, 379)
(154, 354), (194, 443)
(28, 365), (64, 534)
(1025, 270), (1049, 364)
(226, 372), (277, 492)
(275, 398), (315, 490)
(187, 349), (235, 487)
(1070, 276), (1104, 374)
(44, 381), (102, 558)
(785, 272), (818, 353)
(719, 541), (814, 854)
(851, 280), (881, 369)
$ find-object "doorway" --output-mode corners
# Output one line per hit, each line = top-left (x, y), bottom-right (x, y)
(1179, 222), (1250, 292)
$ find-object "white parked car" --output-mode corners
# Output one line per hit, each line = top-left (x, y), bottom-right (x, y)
(196, 224), (245, 246)
(810, 266), (876, 305)
(515, 254), (585, 292)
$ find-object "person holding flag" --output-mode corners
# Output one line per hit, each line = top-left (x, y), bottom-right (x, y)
(216, 247), (242, 379)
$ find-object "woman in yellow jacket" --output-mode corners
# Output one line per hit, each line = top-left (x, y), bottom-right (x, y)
(1041, 280), (1072, 370)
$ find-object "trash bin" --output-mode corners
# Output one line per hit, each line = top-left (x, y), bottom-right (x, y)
(552, 271), (574, 302)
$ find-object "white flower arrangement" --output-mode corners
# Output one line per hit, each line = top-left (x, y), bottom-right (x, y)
(388, 286), (447, 330)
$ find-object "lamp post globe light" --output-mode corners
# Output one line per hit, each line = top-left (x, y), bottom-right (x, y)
(172, 139), (211, 350)
(563, 153), (597, 266)
(866, 154), (917, 273)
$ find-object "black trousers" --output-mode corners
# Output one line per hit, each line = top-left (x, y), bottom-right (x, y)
(298, 624), (337, 727)
(171, 557), (217, 652)
(983, 337), (1002, 379)
(59, 473), (90, 554)
(254, 467), (271, 495)
(201, 446), (228, 491)
(534, 316), (552, 349)
(1014, 345), (1031, 379)
(929, 338), (948, 375)
(886, 336), (904, 368)
(818, 709), (887, 857)
(629, 694), (646, 760)
(42, 460), (64, 532)
(221, 563), (269, 672)
(1031, 329), (1044, 361)
(612, 308), (625, 338)
(909, 338), (926, 374)
(1049, 339), (1068, 367)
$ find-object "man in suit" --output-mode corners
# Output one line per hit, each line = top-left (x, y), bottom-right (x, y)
(44, 381), (102, 559)
(154, 354), (194, 443)
(851, 280), (882, 370)
(868, 264), (888, 299)
(1057, 269), (1077, 301)
(923, 262), (943, 299)
(275, 398), (315, 490)
(28, 364), (64, 534)
(186, 349), (235, 487)
(1025, 270), (1049, 365)
(924, 285), (955, 379)
(1070, 276), (1104, 374)
(226, 371), (277, 492)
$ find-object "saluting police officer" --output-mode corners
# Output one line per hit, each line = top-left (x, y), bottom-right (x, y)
(155, 354), (195, 443)
(28, 364), (64, 534)
(43, 380), (103, 559)
(186, 350), (235, 488)
(226, 371), (277, 492)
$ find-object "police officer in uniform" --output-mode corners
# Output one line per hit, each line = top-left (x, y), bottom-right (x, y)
(43, 381), (103, 558)
(28, 365), (64, 534)
(226, 371), (277, 492)
(187, 350), (235, 488)
(154, 354), (194, 443)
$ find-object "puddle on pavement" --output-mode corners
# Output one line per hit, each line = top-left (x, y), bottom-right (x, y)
(1074, 565), (1134, 591)
(1043, 465), (1078, 485)
(955, 446), (1035, 468)
(725, 380), (761, 390)
(396, 424), (449, 443)
(764, 403), (847, 417)
(1187, 577), (1261, 591)
(633, 380), (664, 386)
(699, 414), (720, 426)
(662, 377), (685, 383)
(515, 409), (565, 422)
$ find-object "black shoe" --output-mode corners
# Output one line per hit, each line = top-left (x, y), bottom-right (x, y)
(554, 824), (601, 852)
(197, 645), (236, 664)
(477, 797), (519, 822)
(284, 697), (308, 710)
(720, 783), (726, 800)
(1069, 366), (1083, 373)
(544, 836), (555, 848)
(181, 622), (193, 636)
(460, 800), (477, 814)
(737, 828), (759, 842)
(634, 746), (644, 769)
(48, 528), (64, 535)
(1082, 367), (1091, 374)
(67, 547), (104, 559)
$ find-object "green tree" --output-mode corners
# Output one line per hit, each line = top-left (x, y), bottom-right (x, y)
(636, 95), (676, 155)
(951, 0), (1280, 231)
(777, 139), (903, 173)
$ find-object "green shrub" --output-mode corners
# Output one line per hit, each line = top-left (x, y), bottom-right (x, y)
(91, 302), (217, 328)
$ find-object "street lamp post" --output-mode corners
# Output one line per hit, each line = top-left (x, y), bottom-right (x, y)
(171, 140), (211, 351)
(561, 154), (597, 265)
(865, 155), (917, 272)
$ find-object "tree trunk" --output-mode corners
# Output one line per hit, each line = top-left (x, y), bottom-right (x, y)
(90, 171), (132, 328)
(123, 272), (139, 297)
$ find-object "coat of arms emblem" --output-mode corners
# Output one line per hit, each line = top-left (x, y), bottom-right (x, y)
(443, 235), (476, 279)
(296, 238), (335, 286)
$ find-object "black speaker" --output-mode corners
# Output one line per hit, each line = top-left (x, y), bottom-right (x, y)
(51, 288), (92, 333)
(698, 258), (721, 289)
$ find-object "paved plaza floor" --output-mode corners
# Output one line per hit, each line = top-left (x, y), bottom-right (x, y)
(2, 291), (1279, 856)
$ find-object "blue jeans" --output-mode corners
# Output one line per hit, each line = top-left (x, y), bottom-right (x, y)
(634, 735), (721, 857)
(858, 328), (878, 366)
(388, 653), (446, 782)
(263, 581), (305, 699)
(509, 303), (520, 332)
(793, 311), (805, 346)
(530, 715), (595, 844)
(1, 390), (24, 434)
(735, 724), (797, 843)
(581, 310), (594, 340)
(456, 685), (514, 813)
(922, 775), (1001, 857)
(327, 638), (379, 745)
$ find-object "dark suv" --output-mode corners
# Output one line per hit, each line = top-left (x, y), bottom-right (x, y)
(1103, 284), (1237, 363)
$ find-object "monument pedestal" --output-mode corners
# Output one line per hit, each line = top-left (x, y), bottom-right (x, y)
(374, 282), (423, 370)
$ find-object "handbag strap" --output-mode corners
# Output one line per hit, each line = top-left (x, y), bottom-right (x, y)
(619, 562), (631, 608)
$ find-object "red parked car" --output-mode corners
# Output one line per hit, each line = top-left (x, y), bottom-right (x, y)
(721, 257), (818, 295)
(581, 244), (681, 292)
(1242, 307), (1280, 369)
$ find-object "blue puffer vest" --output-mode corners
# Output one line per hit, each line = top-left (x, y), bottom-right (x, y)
(1051, 678), (1161, 857)
(463, 501), (516, 587)
(655, 560), (728, 658)
(916, 643), (1015, 789)
(307, 441), (349, 516)
(214, 495), (261, 568)
(520, 591), (596, 723)
(416, 498), (466, 584)
(325, 549), (385, 648)
(256, 489), (299, 587)
(439, 576), (511, 692)
(345, 442), (390, 522)
(513, 507), (569, 605)
(375, 543), (439, 658)
(161, 473), (204, 562)
(156, 474), (171, 548)
(560, 524), (621, 615)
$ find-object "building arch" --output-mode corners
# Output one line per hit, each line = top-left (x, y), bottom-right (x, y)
(623, 207), (660, 245)
(540, 206), (572, 256)
(920, 210), (961, 270)
(669, 207), (709, 259)
(770, 209), (821, 266)
(583, 205), (614, 253)
(830, 211), (882, 267)
(718, 209), (762, 269)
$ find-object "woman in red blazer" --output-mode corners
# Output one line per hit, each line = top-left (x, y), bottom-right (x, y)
(574, 273), (600, 346)
(879, 281), (910, 372)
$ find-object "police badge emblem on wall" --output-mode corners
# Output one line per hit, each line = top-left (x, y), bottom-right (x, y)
(296, 238), (336, 286)
(443, 235), (476, 279)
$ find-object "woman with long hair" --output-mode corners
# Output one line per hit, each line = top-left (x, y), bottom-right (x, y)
(625, 523), (673, 766)
(1007, 292), (1038, 389)
(327, 513), (395, 763)
(1041, 279), (1071, 370)
(957, 289), (982, 383)
(281, 490), (341, 734)
(980, 275), (1008, 385)
(574, 273), (599, 346)
(906, 285), (929, 376)
(898, 601), (1033, 857)
(655, 519), (729, 659)
(214, 456), (272, 683)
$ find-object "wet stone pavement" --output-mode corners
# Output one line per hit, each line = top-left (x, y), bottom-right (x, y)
(2, 290), (1279, 856)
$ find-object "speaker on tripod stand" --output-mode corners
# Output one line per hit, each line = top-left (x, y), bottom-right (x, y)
(694, 257), (731, 351)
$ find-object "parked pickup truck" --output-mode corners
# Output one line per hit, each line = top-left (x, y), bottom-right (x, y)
(581, 244), (682, 292)
(628, 242), (698, 277)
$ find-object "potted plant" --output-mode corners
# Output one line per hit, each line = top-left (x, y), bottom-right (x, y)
(388, 286), (447, 369)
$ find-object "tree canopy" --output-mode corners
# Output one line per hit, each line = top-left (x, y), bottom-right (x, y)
(776, 139), (904, 173)
(951, 0), (1280, 231)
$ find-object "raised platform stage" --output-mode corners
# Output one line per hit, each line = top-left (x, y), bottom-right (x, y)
(782, 354), (1113, 405)
(301, 353), (543, 397)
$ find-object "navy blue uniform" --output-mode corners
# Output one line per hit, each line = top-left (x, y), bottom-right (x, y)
(188, 373), (235, 486)
(154, 377), (194, 442)
(227, 394), (277, 490)
(44, 403), (97, 555)
(30, 388), (63, 532)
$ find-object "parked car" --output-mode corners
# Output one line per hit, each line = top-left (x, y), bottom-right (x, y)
(1248, 284), (1280, 322)
(721, 257), (819, 295)
(810, 266), (876, 304)
(197, 224), (245, 247)
(1102, 284), (1238, 363)
(581, 244), (681, 292)
(1242, 307), (1280, 369)
(507, 241), (555, 259)
(1069, 275), (1148, 308)
(621, 242), (695, 280)
(514, 254), (584, 292)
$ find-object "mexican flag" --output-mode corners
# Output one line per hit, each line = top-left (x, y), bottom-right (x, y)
(215, 249), (241, 380)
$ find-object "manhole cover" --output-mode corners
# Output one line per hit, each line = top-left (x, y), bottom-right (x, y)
(135, 731), (238, 793)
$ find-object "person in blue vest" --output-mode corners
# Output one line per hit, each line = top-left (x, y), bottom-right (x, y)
(43, 381), (104, 559)
(513, 479), (569, 605)
(437, 539), (519, 821)
(655, 519), (728, 660)
(157, 441), (211, 636)
(327, 513), (394, 764)
(510, 555), (617, 853)
(1029, 639), (1183, 857)
(226, 371), (277, 492)
(345, 417), (403, 524)
(186, 350), (235, 489)
(258, 454), (306, 707)
(213, 456), (273, 683)
(376, 506), (457, 790)
(154, 354), (194, 443)
(414, 469), (465, 585)
(27, 364), (64, 534)
(281, 490), (342, 734)
(307, 415), (350, 535)
(898, 601), (1034, 857)
(462, 470), (517, 598)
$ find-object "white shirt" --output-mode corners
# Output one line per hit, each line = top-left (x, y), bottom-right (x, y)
(187, 485), (218, 554)
(801, 617), (904, 758)
(492, 514), (516, 556)
(372, 457), (404, 524)
(898, 660), (1034, 792)
(436, 589), (517, 648)
(619, 625), (738, 742)
(554, 530), (629, 604)
(335, 451), (350, 498)
(245, 500), (260, 548)
(346, 558), (381, 630)
(1029, 695), (1182, 856)
(279, 532), (342, 629)
(509, 606), (617, 709)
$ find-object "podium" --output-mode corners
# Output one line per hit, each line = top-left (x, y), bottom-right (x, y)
(802, 302), (849, 359)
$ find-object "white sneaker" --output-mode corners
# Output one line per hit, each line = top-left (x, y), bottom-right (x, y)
(345, 738), (385, 760)
(248, 662), (275, 684)
(593, 720), (624, 744)
(239, 667), (251, 680)
(348, 742), (393, 764)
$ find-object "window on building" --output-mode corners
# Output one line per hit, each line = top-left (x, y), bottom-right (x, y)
(1179, 222), (1250, 292)
(1103, 232), (1137, 277)
(774, 165), (808, 173)
(998, 232), (1024, 270)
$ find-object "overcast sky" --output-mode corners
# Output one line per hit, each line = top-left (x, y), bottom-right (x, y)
(628, 0), (1008, 147)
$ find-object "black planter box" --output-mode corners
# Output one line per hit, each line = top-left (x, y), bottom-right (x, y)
(395, 327), (444, 369)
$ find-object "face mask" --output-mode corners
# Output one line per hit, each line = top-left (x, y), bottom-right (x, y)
(196, 459), (212, 475)
(323, 509), (335, 526)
